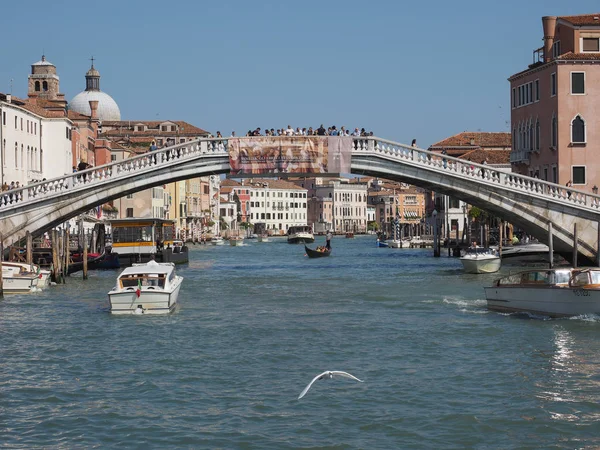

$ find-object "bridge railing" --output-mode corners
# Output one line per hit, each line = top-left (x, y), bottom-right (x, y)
(2, 134), (600, 216)
(355, 137), (600, 212)
(0, 137), (230, 209)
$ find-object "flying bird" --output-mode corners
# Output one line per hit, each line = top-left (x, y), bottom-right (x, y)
(298, 371), (363, 399)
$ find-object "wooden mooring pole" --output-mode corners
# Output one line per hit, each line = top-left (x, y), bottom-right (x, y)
(573, 223), (578, 269)
(83, 229), (88, 280)
(64, 228), (70, 278)
(51, 229), (60, 283)
(548, 222), (554, 269)
(26, 231), (32, 267)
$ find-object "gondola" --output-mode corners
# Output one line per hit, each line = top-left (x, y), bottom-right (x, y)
(304, 244), (332, 258)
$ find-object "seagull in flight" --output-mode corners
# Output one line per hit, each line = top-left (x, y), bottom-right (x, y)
(298, 371), (363, 399)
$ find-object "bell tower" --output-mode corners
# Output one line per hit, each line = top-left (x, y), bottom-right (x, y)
(28, 55), (62, 101)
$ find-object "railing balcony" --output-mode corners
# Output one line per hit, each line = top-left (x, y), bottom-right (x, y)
(510, 150), (531, 164)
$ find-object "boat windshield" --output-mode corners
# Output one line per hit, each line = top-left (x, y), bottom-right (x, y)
(121, 275), (166, 288)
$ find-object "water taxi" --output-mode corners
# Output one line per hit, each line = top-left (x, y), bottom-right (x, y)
(107, 260), (183, 314)
(2, 264), (40, 293)
(107, 218), (188, 266)
(460, 246), (501, 274)
(485, 267), (600, 317)
(2, 261), (50, 288)
(287, 225), (315, 244)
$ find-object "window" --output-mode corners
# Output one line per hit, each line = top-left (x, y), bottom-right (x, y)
(535, 79), (539, 101)
(126, 208), (134, 218)
(571, 115), (586, 143)
(42, 81), (48, 91)
(571, 72), (585, 94)
(35, 81), (40, 91)
(111, 155), (117, 161)
(582, 37), (600, 52)
(535, 120), (540, 151)
(512, 88), (516, 108)
(552, 41), (561, 58)
(551, 73), (556, 96)
(572, 166), (586, 185)
(551, 115), (558, 148)
(2, 111), (5, 125)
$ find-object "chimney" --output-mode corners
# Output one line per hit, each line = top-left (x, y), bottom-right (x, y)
(88, 100), (99, 120)
(6, 94), (11, 104)
(542, 16), (558, 62)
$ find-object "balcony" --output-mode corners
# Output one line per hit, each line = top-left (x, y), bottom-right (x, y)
(510, 150), (531, 164)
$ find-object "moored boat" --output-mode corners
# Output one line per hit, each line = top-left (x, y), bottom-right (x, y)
(485, 267), (600, 317)
(2, 265), (40, 293)
(376, 239), (389, 248)
(211, 236), (225, 246)
(257, 234), (270, 243)
(2, 262), (50, 288)
(107, 260), (183, 314)
(229, 236), (244, 246)
(460, 246), (501, 274)
(304, 244), (331, 258)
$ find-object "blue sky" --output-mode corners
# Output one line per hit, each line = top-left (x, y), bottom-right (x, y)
(2, 0), (599, 147)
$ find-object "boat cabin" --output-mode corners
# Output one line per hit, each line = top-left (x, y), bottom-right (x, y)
(108, 218), (175, 256)
(288, 225), (313, 235)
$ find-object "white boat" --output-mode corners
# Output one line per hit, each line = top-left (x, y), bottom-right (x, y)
(210, 236), (224, 246)
(287, 225), (315, 244)
(460, 246), (501, 274)
(387, 239), (403, 248)
(2, 262), (50, 288)
(501, 243), (559, 265)
(229, 236), (244, 246)
(257, 234), (270, 243)
(107, 260), (183, 314)
(2, 264), (40, 293)
(485, 267), (600, 317)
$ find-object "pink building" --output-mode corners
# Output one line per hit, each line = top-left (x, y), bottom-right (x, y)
(509, 13), (600, 190)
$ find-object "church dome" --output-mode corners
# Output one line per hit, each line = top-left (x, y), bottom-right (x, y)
(70, 90), (121, 121)
(69, 60), (121, 121)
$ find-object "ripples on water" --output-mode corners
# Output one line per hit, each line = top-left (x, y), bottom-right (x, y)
(2, 236), (600, 449)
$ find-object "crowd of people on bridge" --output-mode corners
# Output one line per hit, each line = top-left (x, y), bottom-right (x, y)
(214, 124), (376, 139)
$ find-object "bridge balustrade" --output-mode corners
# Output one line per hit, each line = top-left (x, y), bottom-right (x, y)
(1, 135), (599, 218)
(0, 138), (230, 209)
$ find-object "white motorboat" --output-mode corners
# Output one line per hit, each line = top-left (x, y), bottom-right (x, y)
(2, 264), (40, 293)
(210, 236), (224, 246)
(287, 225), (315, 244)
(485, 267), (600, 317)
(257, 234), (270, 243)
(107, 260), (183, 314)
(387, 239), (403, 248)
(460, 246), (501, 274)
(229, 236), (244, 246)
(500, 243), (564, 265)
(2, 262), (50, 288)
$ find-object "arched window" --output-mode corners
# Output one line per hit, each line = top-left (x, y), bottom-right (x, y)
(14, 142), (18, 168)
(42, 81), (48, 91)
(529, 122), (534, 150)
(35, 81), (40, 92)
(572, 115), (585, 143)
(512, 128), (516, 151)
(535, 119), (540, 151)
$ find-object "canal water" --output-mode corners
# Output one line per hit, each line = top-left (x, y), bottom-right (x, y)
(2, 236), (600, 449)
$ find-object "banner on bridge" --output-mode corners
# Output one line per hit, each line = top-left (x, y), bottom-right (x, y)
(228, 136), (351, 177)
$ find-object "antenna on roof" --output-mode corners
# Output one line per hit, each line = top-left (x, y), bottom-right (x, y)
(10, 78), (13, 95)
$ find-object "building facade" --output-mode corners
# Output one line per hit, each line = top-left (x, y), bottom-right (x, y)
(509, 13), (600, 189)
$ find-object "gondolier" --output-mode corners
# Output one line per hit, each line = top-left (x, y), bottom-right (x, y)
(326, 231), (333, 249)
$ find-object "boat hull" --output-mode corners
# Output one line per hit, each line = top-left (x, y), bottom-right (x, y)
(485, 285), (600, 317)
(108, 277), (182, 314)
(304, 245), (331, 258)
(257, 235), (270, 243)
(229, 238), (244, 246)
(2, 276), (39, 293)
(460, 256), (501, 274)
(288, 234), (315, 244)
